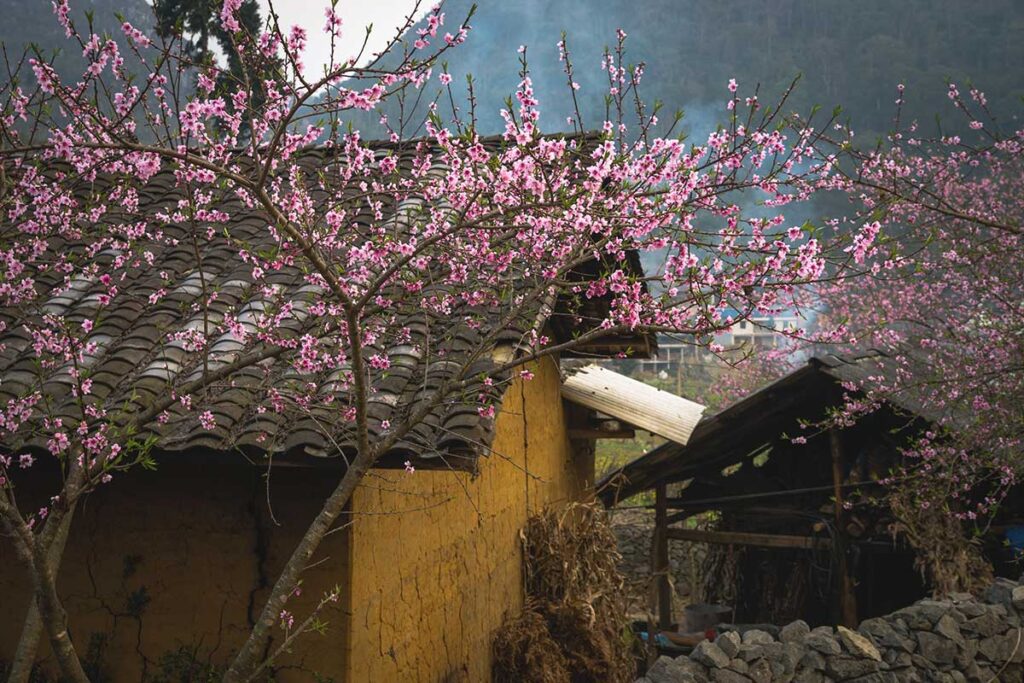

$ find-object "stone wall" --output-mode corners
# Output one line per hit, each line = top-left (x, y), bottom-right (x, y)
(639, 576), (1024, 682)
(610, 508), (705, 617)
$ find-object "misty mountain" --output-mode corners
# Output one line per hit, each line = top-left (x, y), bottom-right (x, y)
(356, 0), (1024, 142)
(1, 0), (153, 82)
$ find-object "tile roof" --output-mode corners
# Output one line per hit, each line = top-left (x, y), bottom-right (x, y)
(1, 138), (637, 468)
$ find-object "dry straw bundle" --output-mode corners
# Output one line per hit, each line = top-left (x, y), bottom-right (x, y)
(888, 492), (993, 596)
(493, 503), (636, 683)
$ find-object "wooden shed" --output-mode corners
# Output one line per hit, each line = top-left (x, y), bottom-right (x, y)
(598, 352), (940, 630)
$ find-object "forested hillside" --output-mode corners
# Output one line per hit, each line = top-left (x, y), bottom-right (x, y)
(1, 0), (152, 80)
(4, 1), (1022, 140)
(361, 0), (1024, 140)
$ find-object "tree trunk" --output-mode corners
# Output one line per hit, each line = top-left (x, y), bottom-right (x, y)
(222, 451), (374, 682)
(7, 507), (77, 683)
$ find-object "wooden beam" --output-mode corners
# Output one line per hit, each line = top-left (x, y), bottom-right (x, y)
(567, 428), (636, 440)
(665, 527), (832, 550)
(654, 483), (672, 629)
(663, 478), (893, 511)
(830, 428), (859, 627)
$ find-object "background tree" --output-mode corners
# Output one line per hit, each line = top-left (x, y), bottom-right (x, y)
(153, 0), (282, 131)
(813, 87), (1024, 518)
(0, 1), (862, 680)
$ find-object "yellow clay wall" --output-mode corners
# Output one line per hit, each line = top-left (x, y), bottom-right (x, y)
(0, 354), (589, 682)
(346, 355), (591, 682)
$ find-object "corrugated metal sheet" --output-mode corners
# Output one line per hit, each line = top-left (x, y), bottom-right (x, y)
(561, 365), (705, 445)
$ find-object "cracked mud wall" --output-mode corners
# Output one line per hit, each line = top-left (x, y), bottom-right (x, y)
(0, 354), (587, 681)
(346, 355), (592, 682)
(0, 464), (350, 681)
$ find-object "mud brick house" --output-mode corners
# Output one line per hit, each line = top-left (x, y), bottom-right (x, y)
(0, 144), (704, 681)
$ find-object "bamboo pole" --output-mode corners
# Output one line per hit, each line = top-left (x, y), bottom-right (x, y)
(654, 483), (673, 629)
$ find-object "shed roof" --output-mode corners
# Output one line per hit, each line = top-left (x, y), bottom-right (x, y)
(596, 351), (939, 504)
(1, 136), (650, 468)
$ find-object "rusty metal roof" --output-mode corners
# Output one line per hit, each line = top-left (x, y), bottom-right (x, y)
(1, 138), (647, 468)
(596, 351), (942, 504)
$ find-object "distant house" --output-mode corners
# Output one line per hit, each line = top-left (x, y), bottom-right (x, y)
(0, 146), (704, 681)
(639, 313), (806, 373)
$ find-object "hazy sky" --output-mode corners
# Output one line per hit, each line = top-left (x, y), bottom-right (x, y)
(257, 0), (424, 73)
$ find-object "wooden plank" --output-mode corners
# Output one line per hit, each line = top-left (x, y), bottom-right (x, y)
(663, 479), (892, 510)
(665, 527), (832, 550)
(562, 365), (705, 446)
(654, 484), (672, 629)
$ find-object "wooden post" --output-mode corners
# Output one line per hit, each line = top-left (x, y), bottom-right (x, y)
(830, 428), (858, 627)
(654, 483), (673, 629)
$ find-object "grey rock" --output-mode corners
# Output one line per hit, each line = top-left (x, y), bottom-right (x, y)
(859, 618), (912, 652)
(742, 629), (775, 646)
(645, 656), (686, 683)
(846, 674), (900, 683)
(782, 642), (804, 671)
(800, 650), (827, 671)
(711, 670), (752, 683)
(736, 644), (764, 663)
(947, 592), (975, 603)
(692, 640), (732, 669)
(793, 670), (826, 683)
(958, 601), (987, 619)
(882, 650), (912, 668)
(677, 657), (712, 678)
(806, 632), (842, 656)
(978, 628), (1024, 663)
(962, 610), (1007, 638)
(717, 631), (742, 659)
(953, 638), (978, 670)
(812, 626), (835, 637)
(916, 631), (957, 665)
(934, 613), (966, 648)
(825, 655), (879, 679)
(770, 658), (793, 682)
(983, 578), (1018, 609)
(714, 623), (780, 639)
(909, 653), (938, 671)
(889, 618), (910, 636)
(895, 602), (948, 630)
(645, 656), (708, 683)
(727, 659), (749, 674)
(747, 659), (772, 683)
(781, 620), (812, 643)
(837, 626), (881, 661)
(960, 660), (985, 683)
(1013, 585), (1024, 612)
(887, 670), (924, 683)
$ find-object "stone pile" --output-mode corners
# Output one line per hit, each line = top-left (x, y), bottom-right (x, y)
(637, 577), (1024, 682)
